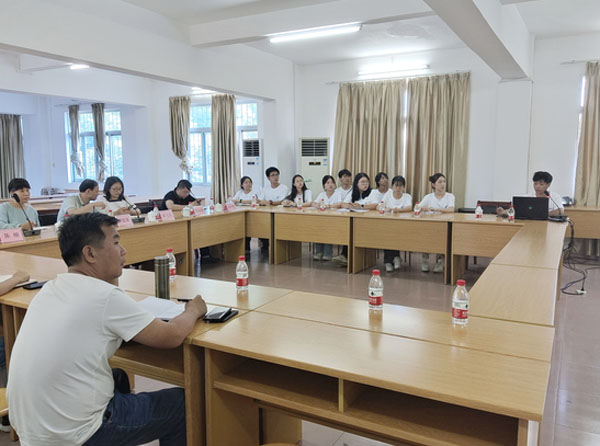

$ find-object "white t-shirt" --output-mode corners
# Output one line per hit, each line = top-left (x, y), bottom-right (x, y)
(343, 189), (379, 205)
(383, 190), (412, 210)
(419, 192), (456, 210)
(232, 189), (256, 202)
(7, 273), (154, 446)
(335, 186), (352, 201)
(314, 190), (342, 206)
(98, 196), (130, 215)
(369, 189), (388, 203)
(291, 189), (312, 204)
(258, 184), (289, 202)
(531, 191), (564, 212)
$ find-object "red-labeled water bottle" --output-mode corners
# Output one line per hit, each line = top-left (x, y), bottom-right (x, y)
(452, 279), (469, 326)
(508, 204), (515, 222)
(236, 255), (248, 290)
(475, 202), (483, 219)
(166, 248), (176, 283)
(368, 269), (383, 311)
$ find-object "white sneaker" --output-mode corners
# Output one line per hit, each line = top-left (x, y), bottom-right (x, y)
(421, 262), (429, 272)
(322, 255), (331, 261)
(313, 252), (323, 261)
(385, 263), (394, 272)
(393, 256), (401, 270)
(433, 261), (444, 273)
(332, 254), (348, 265)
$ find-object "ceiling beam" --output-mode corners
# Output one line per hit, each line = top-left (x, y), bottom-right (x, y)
(424, 0), (532, 79)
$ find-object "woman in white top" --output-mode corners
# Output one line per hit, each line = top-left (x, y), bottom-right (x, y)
(383, 175), (413, 272)
(370, 172), (389, 203)
(99, 177), (137, 216)
(420, 173), (455, 273)
(232, 176), (256, 204)
(312, 175), (342, 261)
(282, 174), (313, 207)
(341, 173), (379, 210)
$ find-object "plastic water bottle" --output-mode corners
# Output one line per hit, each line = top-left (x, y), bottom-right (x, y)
(413, 202), (421, 217)
(251, 195), (257, 208)
(209, 198), (215, 212)
(236, 255), (248, 290)
(452, 279), (469, 326)
(166, 248), (176, 283)
(475, 202), (483, 219)
(226, 194), (233, 210)
(108, 209), (114, 217)
(319, 198), (326, 211)
(377, 200), (386, 215)
(508, 204), (515, 222)
(368, 269), (383, 311)
(296, 196), (303, 211)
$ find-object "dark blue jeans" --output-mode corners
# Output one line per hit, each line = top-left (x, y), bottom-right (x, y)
(84, 387), (187, 446)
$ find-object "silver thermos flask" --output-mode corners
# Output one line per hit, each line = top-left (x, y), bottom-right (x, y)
(154, 255), (170, 299)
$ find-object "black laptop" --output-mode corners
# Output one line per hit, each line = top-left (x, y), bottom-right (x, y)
(512, 196), (549, 220)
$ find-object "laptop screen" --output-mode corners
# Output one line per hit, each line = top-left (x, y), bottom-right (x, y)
(512, 196), (549, 220)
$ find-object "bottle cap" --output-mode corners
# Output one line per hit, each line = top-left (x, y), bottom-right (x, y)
(166, 248), (173, 253)
(238, 255), (245, 261)
(456, 279), (466, 286)
(372, 269), (380, 275)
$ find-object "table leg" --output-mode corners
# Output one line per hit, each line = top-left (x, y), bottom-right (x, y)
(184, 344), (206, 446)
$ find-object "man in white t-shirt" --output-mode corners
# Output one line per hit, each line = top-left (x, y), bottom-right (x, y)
(335, 169), (352, 201)
(258, 166), (289, 206)
(497, 171), (564, 217)
(7, 213), (207, 446)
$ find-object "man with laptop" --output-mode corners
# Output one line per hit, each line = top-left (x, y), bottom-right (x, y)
(497, 171), (564, 219)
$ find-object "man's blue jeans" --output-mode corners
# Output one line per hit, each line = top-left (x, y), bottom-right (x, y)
(84, 387), (187, 446)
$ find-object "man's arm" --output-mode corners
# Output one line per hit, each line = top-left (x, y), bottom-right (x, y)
(0, 271), (30, 296)
(165, 200), (198, 211)
(67, 201), (105, 215)
(132, 296), (207, 348)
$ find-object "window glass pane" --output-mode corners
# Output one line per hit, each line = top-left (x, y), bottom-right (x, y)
(79, 112), (94, 133)
(81, 135), (96, 179)
(105, 134), (123, 178)
(105, 111), (121, 132)
(190, 105), (211, 129)
(242, 131), (258, 140)
(236, 103), (258, 126)
(205, 132), (212, 184)
(189, 132), (205, 183)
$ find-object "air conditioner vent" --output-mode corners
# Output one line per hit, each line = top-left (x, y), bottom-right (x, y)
(243, 139), (260, 157)
(301, 138), (328, 157)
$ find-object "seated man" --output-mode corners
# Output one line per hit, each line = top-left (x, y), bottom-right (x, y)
(162, 179), (202, 211)
(498, 171), (564, 217)
(7, 213), (207, 446)
(57, 179), (105, 222)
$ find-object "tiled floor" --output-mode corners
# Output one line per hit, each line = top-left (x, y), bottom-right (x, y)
(2, 245), (599, 445)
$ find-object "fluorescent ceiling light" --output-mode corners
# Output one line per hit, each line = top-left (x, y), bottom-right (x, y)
(69, 64), (89, 70)
(358, 63), (429, 76)
(191, 87), (214, 95)
(269, 23), (361, 44)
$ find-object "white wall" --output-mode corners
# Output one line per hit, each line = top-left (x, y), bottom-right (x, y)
(529, 33), (600, 199)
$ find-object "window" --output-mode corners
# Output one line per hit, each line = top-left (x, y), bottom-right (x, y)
(65, 110), (123, 182)
(187, 102), (258, 184)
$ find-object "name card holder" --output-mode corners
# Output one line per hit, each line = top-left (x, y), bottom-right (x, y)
(158, 210), (175, 221)
(116, 214), (134, 228)
(192, 206), (206, 216)
(224, 203), (237, 212)
(0, 228), (25, 244)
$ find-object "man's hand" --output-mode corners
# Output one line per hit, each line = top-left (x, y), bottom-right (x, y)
(20, 221), (34, 231)
(11, 271), (30, 284)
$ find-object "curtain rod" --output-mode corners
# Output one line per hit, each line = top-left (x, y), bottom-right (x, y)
(561, 59), (600, 65)
(325, 70), (470, 85)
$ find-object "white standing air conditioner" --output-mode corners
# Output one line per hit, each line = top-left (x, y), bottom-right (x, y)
(242, 139), (263, 190)
(299, 138), (330, 198)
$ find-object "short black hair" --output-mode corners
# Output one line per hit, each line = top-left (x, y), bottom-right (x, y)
(79, 179), (98, 193)
(176, 179), (193, 191)
(8, 178), (31, 193)
(391, 175), (406, 188)
(240, 176), (252, 188)
(375, 172), (388, 187)
(58, 213), (118, 267)
(338, 169), (351, 178)
(351, 172), (372, 202)
(532, 171), (553, 184)
(103, 176), (125, 201)
(322, 175), (335, 187)
(429, 173), (446, 185)
(265, 166), (280, 177)
(285, 174), (308, 202)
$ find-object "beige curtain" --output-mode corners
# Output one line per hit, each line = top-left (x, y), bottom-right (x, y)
(405, 72), (470, 207)
(169, 96), (192, 174)
(574, 62), (600, 256)
(92, 103), (107, 181)
(68, 105), (84, 177)
(0, 114), (25, 198)
(211, 94), (239, 204)
(332, 80), (407, 183)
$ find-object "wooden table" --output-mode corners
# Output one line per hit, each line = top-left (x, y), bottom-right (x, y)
(272, 207), (352, 272)
(245, 207), (274, 262)
(352, 212), (451, 282)
(193, 311), (547, 446)
(564, 206), (600, 239)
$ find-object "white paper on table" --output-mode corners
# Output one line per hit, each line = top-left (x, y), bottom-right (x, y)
(138, 296), (185, 321)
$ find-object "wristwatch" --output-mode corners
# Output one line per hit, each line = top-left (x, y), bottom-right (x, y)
(360, 203), (364, 208)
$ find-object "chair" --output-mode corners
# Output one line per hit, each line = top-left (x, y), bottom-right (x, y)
(0, 388), (8, 417)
